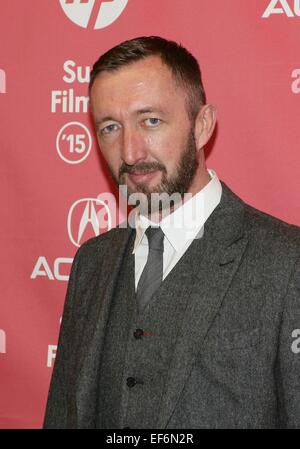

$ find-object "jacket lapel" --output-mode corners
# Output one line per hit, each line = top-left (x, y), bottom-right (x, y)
(157, 184), (252, 428)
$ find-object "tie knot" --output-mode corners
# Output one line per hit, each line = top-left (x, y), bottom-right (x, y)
(145, 226), (164, 252)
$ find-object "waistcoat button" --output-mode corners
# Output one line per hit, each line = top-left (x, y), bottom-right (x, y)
(126, 377), (137, 388)
(133, 328), (144, 339)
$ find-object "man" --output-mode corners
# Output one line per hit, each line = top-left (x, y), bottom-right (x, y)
(44, 36), (300, 429)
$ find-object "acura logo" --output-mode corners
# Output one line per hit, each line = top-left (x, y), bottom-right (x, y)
(67, 198), (112, 247)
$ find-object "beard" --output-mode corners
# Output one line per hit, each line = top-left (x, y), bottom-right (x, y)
(109, 127), (199, 215)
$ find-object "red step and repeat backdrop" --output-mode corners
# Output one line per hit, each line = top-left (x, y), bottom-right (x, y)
(0, 0), (299, 429)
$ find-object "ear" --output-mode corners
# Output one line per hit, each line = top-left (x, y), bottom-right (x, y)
(194, 104), (217, 150)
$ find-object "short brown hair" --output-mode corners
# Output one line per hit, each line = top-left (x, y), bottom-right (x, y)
(89, 36), (206, 121)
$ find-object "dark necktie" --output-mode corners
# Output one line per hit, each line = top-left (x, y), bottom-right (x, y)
(136, 226), (165, 313)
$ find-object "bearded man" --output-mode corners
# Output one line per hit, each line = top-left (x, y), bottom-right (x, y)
(44, 36), (300, 429)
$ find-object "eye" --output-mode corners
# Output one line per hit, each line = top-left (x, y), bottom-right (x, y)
(144, 118), (161, 127)
(100, 123), (119, 136)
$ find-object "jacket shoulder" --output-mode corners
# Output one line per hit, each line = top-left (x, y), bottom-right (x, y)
(221, 181), (300, 255)
(79, 225), (129, 250)
(244, 202), (300, 249)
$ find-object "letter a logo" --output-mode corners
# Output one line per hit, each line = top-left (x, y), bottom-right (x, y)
(0, 69), (6, 94)
(59, 0), (128, 29)
(262, 0), (295, 18)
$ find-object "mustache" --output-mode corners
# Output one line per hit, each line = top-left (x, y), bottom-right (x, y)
(119, 161), (166, 177)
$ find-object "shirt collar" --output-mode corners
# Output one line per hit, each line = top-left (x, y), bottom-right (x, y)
(133, 169), (222, 253)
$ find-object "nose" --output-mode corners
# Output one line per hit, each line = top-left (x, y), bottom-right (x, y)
(121, 126), (147, 166)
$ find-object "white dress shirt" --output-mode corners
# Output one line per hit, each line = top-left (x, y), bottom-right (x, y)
(133, 169), (222, 290)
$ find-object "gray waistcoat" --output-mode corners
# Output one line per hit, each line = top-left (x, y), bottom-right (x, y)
(96, 230), (199, 429)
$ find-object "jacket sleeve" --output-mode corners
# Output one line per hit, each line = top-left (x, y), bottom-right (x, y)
(43, 247), (81, 429)
(277, 255), (300, 428)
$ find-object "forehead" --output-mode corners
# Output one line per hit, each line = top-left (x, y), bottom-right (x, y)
(90, 56), (187, 115)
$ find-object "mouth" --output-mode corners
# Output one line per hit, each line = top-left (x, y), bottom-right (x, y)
(126, 170), (161, 184)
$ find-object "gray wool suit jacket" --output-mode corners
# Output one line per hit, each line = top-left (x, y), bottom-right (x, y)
(44, 183), (300, 429)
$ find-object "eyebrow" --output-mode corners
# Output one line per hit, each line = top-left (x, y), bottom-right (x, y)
(95, 107), (167, 126)
(136, 107), (165, 115)
(95, 116), (115, 126)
